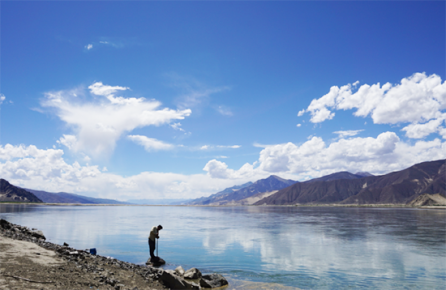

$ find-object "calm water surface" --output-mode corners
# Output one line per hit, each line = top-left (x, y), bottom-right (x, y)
(1, 205), (445, 289)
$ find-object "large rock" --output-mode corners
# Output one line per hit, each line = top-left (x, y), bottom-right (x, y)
(31, 230), (46, 240)
(199, 273), (228, 288)
(0, 219), (12, 229)
(184, 267), (202, 279)
(175, 266), (185, 276)
(159, 270), (200, 289)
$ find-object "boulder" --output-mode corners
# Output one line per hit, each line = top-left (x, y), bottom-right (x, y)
(0, 219), (12, 229)
(184, 267), (202, 279)
(145, 257), (166, 266)
(159, 270), (200, 289)
(200, 273), (228, 288)
(31, 230), (46, 240)
(175, 265), (185, 276)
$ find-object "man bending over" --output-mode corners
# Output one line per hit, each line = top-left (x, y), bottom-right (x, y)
(149, 225), (163, 261)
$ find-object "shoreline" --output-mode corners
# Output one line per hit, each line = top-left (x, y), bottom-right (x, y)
(1, 202), (445, 209)
(0, 219), (228, 290)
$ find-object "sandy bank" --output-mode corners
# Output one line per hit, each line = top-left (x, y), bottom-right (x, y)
(0, 225), (167, 290)
(0, 219), (231, 290)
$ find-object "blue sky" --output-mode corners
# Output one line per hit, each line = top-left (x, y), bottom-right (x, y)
(1, 1), (445, 200)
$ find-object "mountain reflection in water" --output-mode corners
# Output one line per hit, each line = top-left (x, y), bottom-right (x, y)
(1, 204), (445, 289)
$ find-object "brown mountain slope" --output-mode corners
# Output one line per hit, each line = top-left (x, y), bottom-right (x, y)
(254, 159), (445, 205)
(0, 179), (42, 203)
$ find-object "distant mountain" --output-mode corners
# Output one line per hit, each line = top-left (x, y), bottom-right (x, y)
(355, 172), (374, 177)
(127, 199), (191, 205)
(254, 159), (446, 205)
(187, 182), (253, 205)
(304, 171), (365, 183)
(27, 189), (129, 204)
(196, 175), (297, 205)
(0, 179), (42, 203)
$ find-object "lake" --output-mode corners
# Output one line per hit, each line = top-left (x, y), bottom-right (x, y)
(0, 204), (445, 289)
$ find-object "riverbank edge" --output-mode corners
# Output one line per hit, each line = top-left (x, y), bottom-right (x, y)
(0, 219), (229, 290)
(1, 202), (445, 209)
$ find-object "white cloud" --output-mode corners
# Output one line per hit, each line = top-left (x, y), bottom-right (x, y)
(402, 113), (446, 139)
(333, 130), (363, 138)
(170, 122), (185, 132)
(0, 144), (101, 188)
(0, 94), (5, 105)
(204, 132), (446, 181)
(302, 73), (446, 139)
(0, 144), (246, 200)
(57, 134), (78, 150)
(41, 82), (191, 158)
(218, 145), (241, 149)
(296, 124), (302, 127)
(127, 135), (174, 151)
(200, 144), (241, 150)
(88, 82), (129, 98)
(203, 159), (257, 179)
(297, 109), (305, 117)
(2, 133), (445, 201)
(85, 44), (93, 50)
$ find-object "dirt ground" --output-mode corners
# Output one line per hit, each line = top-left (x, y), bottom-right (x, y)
(0, 234), (167, 290)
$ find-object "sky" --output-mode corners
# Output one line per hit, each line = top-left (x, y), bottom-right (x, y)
(1, 1), (445, 201)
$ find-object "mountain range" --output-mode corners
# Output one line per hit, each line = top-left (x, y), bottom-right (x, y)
(1, 159), (444, 206)
(26, 189), (130, 205)
(255, 159), (445, 205)
(187, 175), (297, 205)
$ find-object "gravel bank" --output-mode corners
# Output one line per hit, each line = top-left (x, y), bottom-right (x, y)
(0, 219), (228, 290)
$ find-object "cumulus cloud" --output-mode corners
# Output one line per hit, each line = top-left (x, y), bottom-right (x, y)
(2, 134), (445, 200)
(85, 44), (93, 50)
(203, 159), (257, 179)
(0, 94), (5, 105)
(0, 144), (101, 190)
(302, 73), (446, 139)
(41, 82), (191, 158)
(57, 134), (78, 150)
(203, 132), (446, 181)
(127, 135), (174, 151)
(0, 144), (247, 200)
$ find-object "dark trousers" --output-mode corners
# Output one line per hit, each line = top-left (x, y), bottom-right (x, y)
(149, 239), (156, 259)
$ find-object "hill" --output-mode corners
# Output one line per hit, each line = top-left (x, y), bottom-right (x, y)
(254, 159), (446, 205)
(0, 179), (42, 202)
(198, 175), (297, 205)
(304, 171), (366, 183)
(187, 182), (253, 205)
(26, 189), (129, 204)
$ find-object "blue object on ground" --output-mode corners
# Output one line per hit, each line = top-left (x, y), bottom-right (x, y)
(90, 248), (97, 255)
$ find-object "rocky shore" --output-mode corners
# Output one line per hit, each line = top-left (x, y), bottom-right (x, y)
(0, 219), (228, 290)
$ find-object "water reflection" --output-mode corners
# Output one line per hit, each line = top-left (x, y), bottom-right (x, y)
(1, 205), (445, 289)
